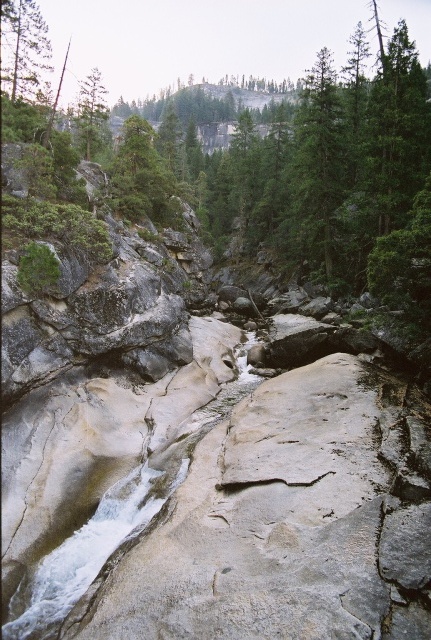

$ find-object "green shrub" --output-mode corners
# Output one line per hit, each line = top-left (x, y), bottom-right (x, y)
(137, 228), (159, 242)
(14, 144), (57, 200)
(2, 196), (112, 263)
(18, 242), (61, 294)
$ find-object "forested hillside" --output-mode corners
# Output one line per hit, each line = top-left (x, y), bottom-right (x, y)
(2, 1), (431, 359)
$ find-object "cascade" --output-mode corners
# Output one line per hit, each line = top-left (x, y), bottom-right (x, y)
(2, 331), (264, 640)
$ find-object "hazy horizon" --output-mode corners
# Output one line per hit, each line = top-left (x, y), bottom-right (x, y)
(20, 0), (431, 108)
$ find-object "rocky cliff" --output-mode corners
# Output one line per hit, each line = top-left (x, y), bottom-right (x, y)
(2, 195), (212, 409)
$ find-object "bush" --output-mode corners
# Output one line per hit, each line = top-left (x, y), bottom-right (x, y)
(2, 196), (112, 263)
(14, 144), (57, 200)
(1, 94), (47, 143)
(18, 242), (61, 294)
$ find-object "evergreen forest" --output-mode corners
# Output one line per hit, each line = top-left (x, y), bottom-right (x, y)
(2, 0), (431, 346)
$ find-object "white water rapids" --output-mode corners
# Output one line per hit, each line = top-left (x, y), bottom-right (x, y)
(2, 333), (263, 640)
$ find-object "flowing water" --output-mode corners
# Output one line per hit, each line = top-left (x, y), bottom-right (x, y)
(2, 332), (264, 640)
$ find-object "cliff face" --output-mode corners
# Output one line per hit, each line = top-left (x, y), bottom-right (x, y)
(196, 122), (271, 155)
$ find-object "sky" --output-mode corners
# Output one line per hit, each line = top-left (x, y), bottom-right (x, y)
(34, 0), (431, 108)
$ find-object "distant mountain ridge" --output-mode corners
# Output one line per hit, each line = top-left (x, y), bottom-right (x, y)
(110, 83), (299, 152)
(195, 82), (298, 110)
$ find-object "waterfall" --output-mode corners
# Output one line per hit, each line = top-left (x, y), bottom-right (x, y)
(2, 462), (185, 640)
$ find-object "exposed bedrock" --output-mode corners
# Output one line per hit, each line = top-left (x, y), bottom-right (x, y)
(1, 316), (242, 619)
(60, 353), (431, 640)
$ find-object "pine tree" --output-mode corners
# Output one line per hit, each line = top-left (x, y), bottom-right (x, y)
(110, 114), (178, 226)
(341, 21), (371, 188)
(156, 101), (182, 176)
(230, 109), (260, 236)
(365, 20), (431, 234)
(1, 0), (53, 102)
(286, 48), (346, 281)
(248, 103), (291, 245)
(75, 67), (110, 161)
(185, 117), (204, 181)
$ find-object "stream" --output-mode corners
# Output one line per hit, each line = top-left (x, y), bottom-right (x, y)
(2, 332), (264, 640)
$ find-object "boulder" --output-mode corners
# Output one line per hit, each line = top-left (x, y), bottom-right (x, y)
(218, 285), (248, 304)
(247, 343), (266, 367)
(267, 289), (308, 314)
(265, 314), (336, 369)
(321, 312), (343, 325)
(330, 326), (380, 354)
(359, 292), (380, 309)
(232, 296), (255, 316)
(299, 296), (334, 320)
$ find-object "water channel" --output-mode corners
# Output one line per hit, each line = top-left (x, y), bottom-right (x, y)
(2, 332), (264, 640)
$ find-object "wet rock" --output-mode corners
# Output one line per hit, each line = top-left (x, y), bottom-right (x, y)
(247, 344), (266, 367)
(249, 367), (278, 378)
(1, 316), (243, 608)
(62, 353), (397, 640)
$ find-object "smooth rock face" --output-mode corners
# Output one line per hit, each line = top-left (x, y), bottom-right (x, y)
(220, 353), (389, 497)
(1, 316), (242, 612)
(60, 353), (431, 640)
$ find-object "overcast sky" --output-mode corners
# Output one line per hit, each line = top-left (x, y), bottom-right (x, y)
(36, 0), (431, 108)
